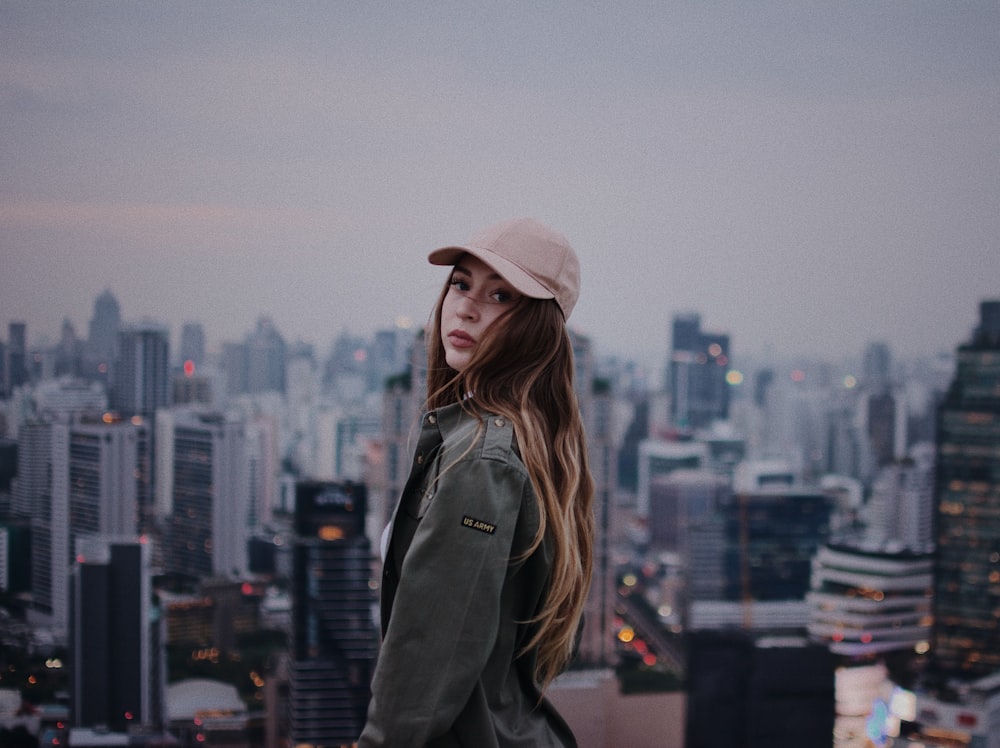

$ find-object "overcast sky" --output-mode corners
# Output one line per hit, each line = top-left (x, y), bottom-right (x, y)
(2, 2), (998, 374)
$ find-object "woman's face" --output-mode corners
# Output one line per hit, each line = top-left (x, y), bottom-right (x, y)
(440, 254), (522, 372)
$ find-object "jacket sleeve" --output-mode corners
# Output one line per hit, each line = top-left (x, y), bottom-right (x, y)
(358, 454), (528, 747)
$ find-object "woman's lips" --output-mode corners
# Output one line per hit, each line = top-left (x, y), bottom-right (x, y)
(447, 330), (475, 348)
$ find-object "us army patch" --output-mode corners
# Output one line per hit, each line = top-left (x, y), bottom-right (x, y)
(462, 515), (497, 535)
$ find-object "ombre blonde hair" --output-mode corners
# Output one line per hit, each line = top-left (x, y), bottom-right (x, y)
(425, 275), (595, 691)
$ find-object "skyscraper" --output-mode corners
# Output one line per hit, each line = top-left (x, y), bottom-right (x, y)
(112, 322), (171, 421)
(18, 416), (149, 638)
(5, 321), (28, 395)
(245, 317), (286, 394)
(84, 289), (121, 380)
(867, 443), (935, 552)
(806, 544), (934, 656)
(652, 469), (730, 553)
(56, 318), (82, 378)
(15, 421), (64, 628)
(931, 300), (1000, 680)
(179, 322), (206, 369)
(71, 536), (158, 730)
(160, 409), (249, 580)
(685, 630), (836, 748)
(54, 417), (148, 553)
(685, 485), (834, 631)
(573, 330), (618, 666)
(667, 313), (731, 431)
(862, 341), (893, 395)
(288, 480), (377, 746)
(722, 489), (833, 604)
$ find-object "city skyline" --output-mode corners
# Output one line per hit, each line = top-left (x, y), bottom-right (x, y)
(2, 285), (987, 374)
(2, 3), (999, 368)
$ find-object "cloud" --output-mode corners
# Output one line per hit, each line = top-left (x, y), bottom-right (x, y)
(0, 200), (345, 250)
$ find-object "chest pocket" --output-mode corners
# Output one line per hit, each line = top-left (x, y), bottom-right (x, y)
(404, 447), (443, 520)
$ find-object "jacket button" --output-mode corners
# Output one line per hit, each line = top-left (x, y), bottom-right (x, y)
(494, 417), (505, 427)
(416, 453), (424, 465)
(427, 414), (437, 424)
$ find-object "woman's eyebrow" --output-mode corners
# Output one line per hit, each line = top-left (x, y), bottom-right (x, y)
(453, 263), (504, 282)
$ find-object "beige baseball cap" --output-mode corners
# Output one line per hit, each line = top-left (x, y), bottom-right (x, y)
(428, 217), (580, 320)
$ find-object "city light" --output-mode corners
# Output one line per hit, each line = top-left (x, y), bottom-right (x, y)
(318, 525), (345, 541)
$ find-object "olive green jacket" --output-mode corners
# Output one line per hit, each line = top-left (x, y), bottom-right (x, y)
(358, 401), (576, 747)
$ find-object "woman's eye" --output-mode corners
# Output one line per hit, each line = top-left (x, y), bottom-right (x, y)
(490, 290), (513, 303)
(450, 278), (470, 292)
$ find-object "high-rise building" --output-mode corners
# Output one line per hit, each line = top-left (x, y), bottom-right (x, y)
(172, 369), (213, 406)
(288, 480), (377, 746)
(572, 330), (618, 667)
(14, 421), (66, 629)
(686, 485), (833, 632)
(367, 326), (413, 394)
(18, 416), (149, 637)
(5, 321), (28, 395)
(867, 443), (935, 552)
(806, 544), (933, 656)
(651, 468), (730, 553)
(246, 317), (286, 394)
(244, 413), (280, 531)
(377, 330), (425, 545)
(71, 536), (160, 730)
(84, 290), (121, 380)
(863, 341), (893, 396)
(33, 378), (107, 421)
(931, 300), (1000, 680)
(324, 331), (369, 397)
(179, 322), (206, 369)
(112, 323), (171, 421)
(865, 392), (902, 468)
(637, 439), (709, 518)
(685, 630), (835, 748)
(723, 489), (833, 603)
(53, 318), (82, 378)
(667, 313), (731, 431)
(218, 319), (288, 398)
(54, 416), (148, 550)
(221, 341), (248, 396)
(823, 389), (867, 480)
(159, 408), (249, 581)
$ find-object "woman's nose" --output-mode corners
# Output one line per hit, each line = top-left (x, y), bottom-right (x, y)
(456, 294), (479, 320)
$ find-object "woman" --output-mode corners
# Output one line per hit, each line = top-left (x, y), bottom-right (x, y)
(358, 217), (595, 747)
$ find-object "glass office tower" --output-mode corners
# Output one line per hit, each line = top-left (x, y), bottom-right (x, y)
(289, 480), (378, 746)
(932, 301), (1000, 679)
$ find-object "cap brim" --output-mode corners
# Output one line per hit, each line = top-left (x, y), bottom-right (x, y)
(428, 245), (555, 301)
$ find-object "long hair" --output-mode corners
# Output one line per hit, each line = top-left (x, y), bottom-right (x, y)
(425, 277), (595, 691)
